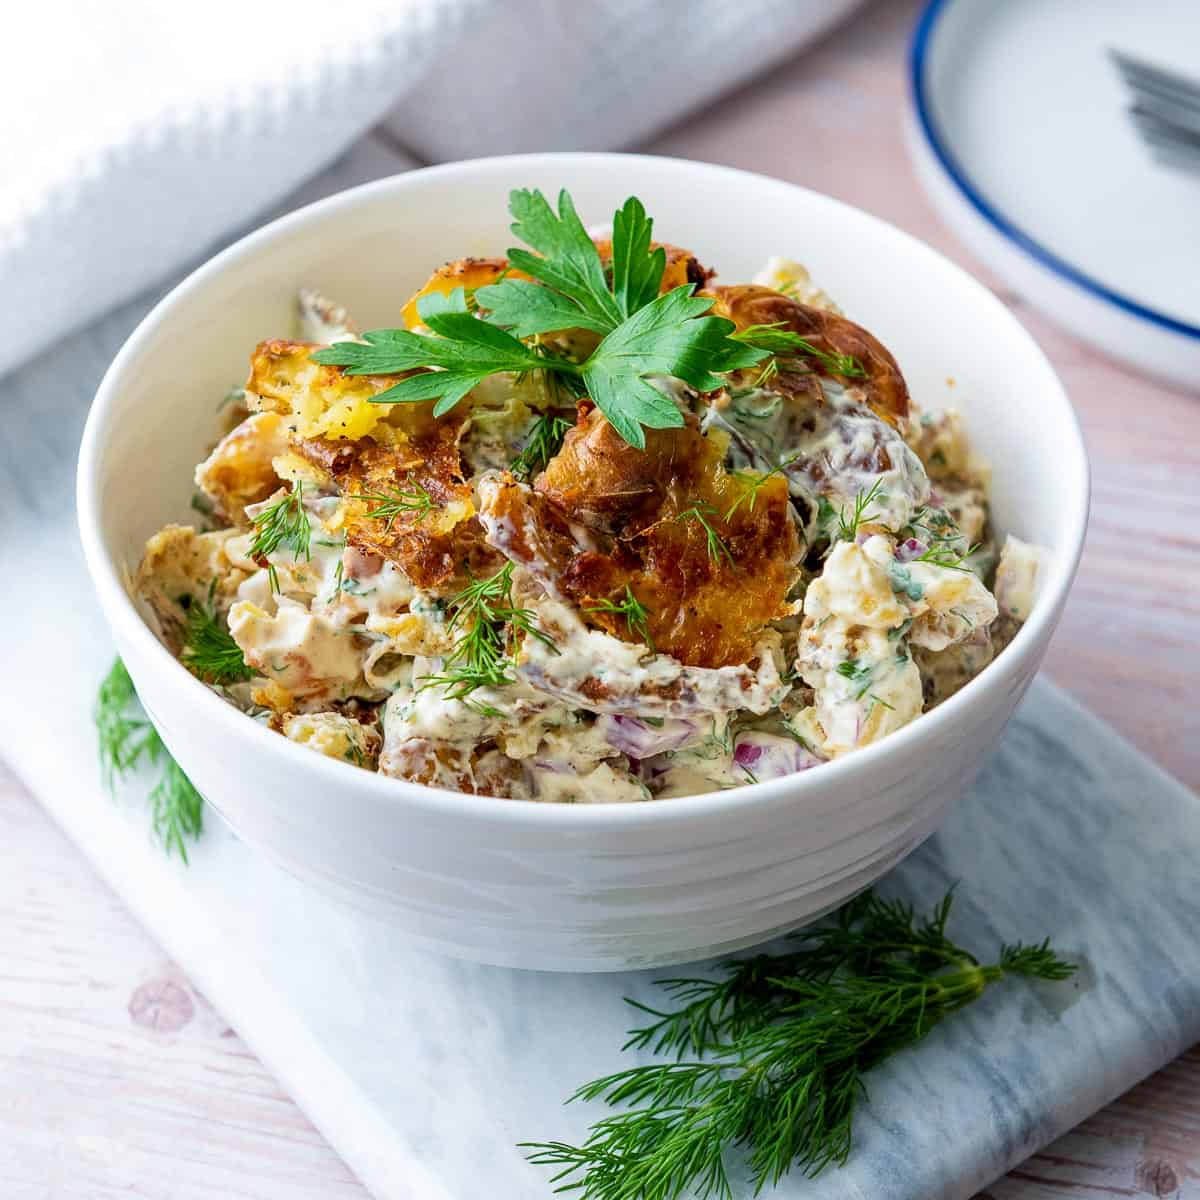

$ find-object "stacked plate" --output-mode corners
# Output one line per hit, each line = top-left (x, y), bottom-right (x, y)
(907, 0), (1200, 390)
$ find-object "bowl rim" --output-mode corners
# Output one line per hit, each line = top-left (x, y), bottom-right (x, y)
(909, 0), (1200, 342)
(77, 150), (1090, 829)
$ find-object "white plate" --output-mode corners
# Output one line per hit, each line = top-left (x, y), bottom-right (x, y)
(907, 0), (1200, 390)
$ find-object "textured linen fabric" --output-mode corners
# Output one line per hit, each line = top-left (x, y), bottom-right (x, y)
(0, 0), (858, 378)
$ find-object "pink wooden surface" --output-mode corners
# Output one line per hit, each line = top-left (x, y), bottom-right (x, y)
(3, 1), (1198, 1196)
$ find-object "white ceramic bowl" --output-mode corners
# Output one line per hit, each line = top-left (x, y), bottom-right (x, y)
(77, 153), (1088, 972)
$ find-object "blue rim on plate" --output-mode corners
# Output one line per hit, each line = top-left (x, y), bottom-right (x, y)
(909, 0), (1200, 341)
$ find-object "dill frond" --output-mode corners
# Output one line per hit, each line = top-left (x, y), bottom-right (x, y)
(914, 542), (980, 572)
(179, 584), (253, 686)
(353, 483), (437, 531)
(675, 502), (735, 567)
(725, 452), (801, 521)
(832, 478), (887, 543)
(511, 413), (573, 482)
(585, 586), (654, 653)
(731, 321), (867, 380)
(524, 889), (1075, 1199)
(94, 658), (204, 862)
(250, 483), (311, 591)
(419, 562), (557, 704)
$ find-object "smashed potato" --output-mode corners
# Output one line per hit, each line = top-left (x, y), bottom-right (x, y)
(481, 404), (800, 668)
(705, 284), (909, 426)
(295, 419), (499, 593)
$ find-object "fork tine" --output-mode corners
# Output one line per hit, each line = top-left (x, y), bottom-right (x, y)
(1110, 48), (1200, 111)
(1121, 71), (1200, 118)
(1128, 96), (1200, 134)
(1148, 147), (1200, 177)
(1129, 105), (1200, 149)
(1111, 48), (1200, 176)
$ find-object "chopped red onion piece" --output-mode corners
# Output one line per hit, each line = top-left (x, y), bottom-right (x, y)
(732, 732), (823, 781)
(603, 715), (697, 760)
(896, 537), (927, 563)
(733, 741), (763, 768)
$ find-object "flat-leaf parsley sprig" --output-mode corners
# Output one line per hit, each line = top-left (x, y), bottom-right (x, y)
(94, 659), (205, 862)
(311, 189), (766, 450)
(523, 889), (1075, 1200)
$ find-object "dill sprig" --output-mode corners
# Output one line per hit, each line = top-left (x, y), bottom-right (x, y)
(512, 413), (573, 482)
(731, 321), (867, 380)
(818, 478), (888, 545)
(675, 502), (734, 567)
(95, 657), (160, 792)
(585, 586), (654, 653)
(94, 658), (204, 862)
(419, 562), (557, 706)
(148, 756), (205, 861)
(353, 483), (437, 531)
(903, 504), (963, 547)
(751, 356), (780, 388)
(835, 657), (874, 699)
(180, 584), (253, 686)
(914, 542), (980, 572)
(523, 889), (1075, 1199)
(725, 452), (802, 521)
(250, 483), (311, 592)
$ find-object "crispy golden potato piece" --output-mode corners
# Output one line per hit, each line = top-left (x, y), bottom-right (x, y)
(136, 525), (248, 652)
(194, 411), (289, 524)
(482, 404), (799, 668)
(247, 338), (501, 591)
(705, 285), (909, 425)
(246, 338), (412, 443)
(295, 418), (500, 593)
(401, 257), (519, 329)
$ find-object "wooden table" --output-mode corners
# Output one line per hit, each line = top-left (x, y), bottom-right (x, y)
(3, 1), (1197, 1195)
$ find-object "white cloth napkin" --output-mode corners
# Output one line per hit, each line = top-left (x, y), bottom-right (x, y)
(0, 0), (858, 379)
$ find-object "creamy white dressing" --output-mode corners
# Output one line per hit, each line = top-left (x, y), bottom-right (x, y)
(994, 535), (1043, 622)
(711, 379), (929, 537)
(794, 533), (996, 757)
(139, 269), (1039, 803)
(517, 597), (789, 718)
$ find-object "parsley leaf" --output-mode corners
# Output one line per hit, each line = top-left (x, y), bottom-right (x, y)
(503, 188), (622, 331)
(610, 196), (667, 319)
(581, 287), (761, 448)
(475, 278), (611, 338)
(476, 194), (666, 336)
(313, 288), (547, 416)
(312, 190), (769, 448)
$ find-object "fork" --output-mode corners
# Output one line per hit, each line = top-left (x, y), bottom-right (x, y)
(1110, 48), (1200, 175)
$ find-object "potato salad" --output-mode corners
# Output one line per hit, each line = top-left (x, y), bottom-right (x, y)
(135, 188), (1042, 802)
